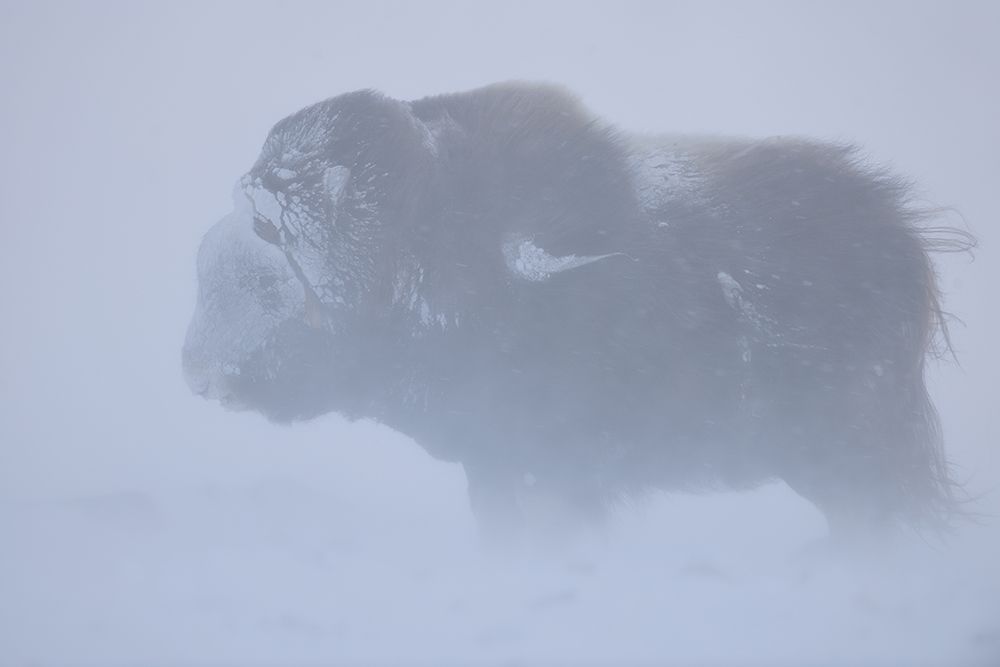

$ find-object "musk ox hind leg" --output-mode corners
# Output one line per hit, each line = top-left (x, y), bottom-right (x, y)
(763, 354), (956, 544)
(716, 149), (970, 542)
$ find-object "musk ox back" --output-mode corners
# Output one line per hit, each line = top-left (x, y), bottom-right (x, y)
(183, 82), (968, 540)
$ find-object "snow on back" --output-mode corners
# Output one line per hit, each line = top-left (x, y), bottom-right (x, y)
(627, 138), (705, 214)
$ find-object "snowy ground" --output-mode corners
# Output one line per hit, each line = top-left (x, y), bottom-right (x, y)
(3, 436), (999, 665)
(2, 2), (999, 665)
(3, 432), (999, 666)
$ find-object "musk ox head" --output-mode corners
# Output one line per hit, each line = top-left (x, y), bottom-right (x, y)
(183, 83), (633, 426)
(183, 90), (438, 423)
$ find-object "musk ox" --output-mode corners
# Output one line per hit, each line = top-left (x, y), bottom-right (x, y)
(183, 82), (968, 540)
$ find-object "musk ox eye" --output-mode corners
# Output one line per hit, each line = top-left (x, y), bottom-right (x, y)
(253, 216), (282, 246)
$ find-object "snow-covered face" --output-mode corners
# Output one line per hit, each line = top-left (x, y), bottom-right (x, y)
(182, 93), (416, 422)
(182, 191), (303, 404)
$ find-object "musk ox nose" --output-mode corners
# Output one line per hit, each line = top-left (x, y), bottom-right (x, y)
(182, 346), (227, 400)
(182, 351), (209, 396)
(189, 375), (211, 397)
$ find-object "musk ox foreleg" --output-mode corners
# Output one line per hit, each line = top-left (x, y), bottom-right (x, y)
(463, 461), (524, 544)
(463, 459), (609, 546)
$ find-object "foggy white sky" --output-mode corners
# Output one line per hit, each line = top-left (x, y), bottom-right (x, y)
(1, 3), (999, 664)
